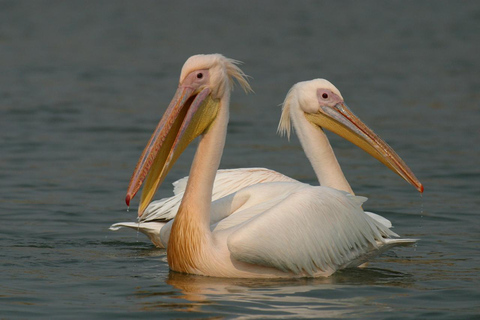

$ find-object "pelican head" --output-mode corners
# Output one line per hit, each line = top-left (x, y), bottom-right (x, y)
(278, 79), (423, 193)
(126, 54), (251, 215)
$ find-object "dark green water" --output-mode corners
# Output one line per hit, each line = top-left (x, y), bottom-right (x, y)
(1, 1), (479, 318)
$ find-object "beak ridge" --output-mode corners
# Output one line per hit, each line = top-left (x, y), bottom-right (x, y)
(306, 102), (423, 193)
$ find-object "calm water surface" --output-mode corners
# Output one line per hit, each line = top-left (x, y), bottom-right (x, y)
(1, 1), (479, 319)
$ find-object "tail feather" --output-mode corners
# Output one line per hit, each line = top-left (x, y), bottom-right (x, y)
(109, 222), (166, 248)
(342, 238), (418, 269)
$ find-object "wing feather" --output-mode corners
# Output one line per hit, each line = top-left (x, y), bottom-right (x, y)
(227, 186), (402, 276)
(141, 168), (296, 222)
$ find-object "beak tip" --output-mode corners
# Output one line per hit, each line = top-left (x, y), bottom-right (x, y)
(125, 194), (131, 207)
(419, 184), (424, 193)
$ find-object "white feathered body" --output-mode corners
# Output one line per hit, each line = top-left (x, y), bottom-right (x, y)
(166, 181), (414, 277)
(112, 171), (415, 277)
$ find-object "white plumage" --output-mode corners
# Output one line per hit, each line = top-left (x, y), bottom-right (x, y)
(204, 182), (414, 277)
(110, 168), (296, 248)
(113, 54), (422, 278)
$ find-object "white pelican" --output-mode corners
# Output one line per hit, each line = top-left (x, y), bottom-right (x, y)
(116, 54), (423, 278)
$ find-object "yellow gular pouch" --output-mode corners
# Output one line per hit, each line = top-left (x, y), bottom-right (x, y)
(139, 95), (220, 214)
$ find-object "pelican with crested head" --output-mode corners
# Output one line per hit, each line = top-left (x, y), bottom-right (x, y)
(115, 54), (422, 277)
(277, 79), (423, 195)
(125, 54), (251, 215)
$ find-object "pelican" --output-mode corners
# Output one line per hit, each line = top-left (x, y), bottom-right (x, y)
(115, 54), (423, 278)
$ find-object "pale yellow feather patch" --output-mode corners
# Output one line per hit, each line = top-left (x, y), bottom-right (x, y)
(277, 85), (297, 140)
(224, 57), (253, 94)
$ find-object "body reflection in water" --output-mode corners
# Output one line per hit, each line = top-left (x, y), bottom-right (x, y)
(134, 264), (414, 318)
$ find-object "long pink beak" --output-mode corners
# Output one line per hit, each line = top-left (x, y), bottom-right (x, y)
(126, 87), (213, 215)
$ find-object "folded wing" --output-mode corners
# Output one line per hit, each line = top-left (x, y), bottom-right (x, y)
(227, 186), (410, 276)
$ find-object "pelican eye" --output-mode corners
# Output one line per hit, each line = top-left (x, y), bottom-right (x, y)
(196, 72), (203, 79)
(322, 93), (328, 99)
